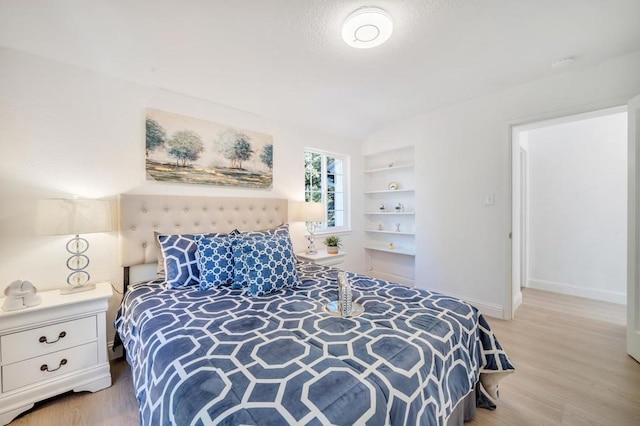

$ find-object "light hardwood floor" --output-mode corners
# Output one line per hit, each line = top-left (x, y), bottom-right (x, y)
(10, 288), (640, 425)
(469, 289), (640, 426)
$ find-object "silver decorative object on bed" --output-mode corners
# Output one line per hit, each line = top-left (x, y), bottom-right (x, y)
(323, 271), (364, 317)
(338, 271), (352, 317)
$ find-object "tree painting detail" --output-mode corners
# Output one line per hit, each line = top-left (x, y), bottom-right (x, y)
(145, 108), (273, 188)
(145, 118), (166, 157)
(215, 128), (254, 169)
(167, 130), (204, 167)
(261, 144), (273, 169)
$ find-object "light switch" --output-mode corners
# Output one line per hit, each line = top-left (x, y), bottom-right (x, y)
(483, 194), (495, 206)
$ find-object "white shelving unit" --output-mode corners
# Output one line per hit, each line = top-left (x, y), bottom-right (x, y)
(365, 163), (414, 174)
(364, 189), (415, 194)
(364, 244), (415, 256)
(364, 211), (415, 215)
(365, 230), (415, 236)
(363, 146), (415, 286)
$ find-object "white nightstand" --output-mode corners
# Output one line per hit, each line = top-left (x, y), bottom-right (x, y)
(0, 282), (113, 425)
(297, 249), (347, 267)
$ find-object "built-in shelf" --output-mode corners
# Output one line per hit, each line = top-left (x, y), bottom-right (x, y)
(365, 230), (415, 236)
(364, 189), (415, 194)
(365, 211), (415, 215)
(364, 163), (414, 174)
(365, 245), (415, 256)
(364, 146), (415, 284)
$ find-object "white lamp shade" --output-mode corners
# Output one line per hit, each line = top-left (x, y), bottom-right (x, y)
(293, 202), (325, 222)
(37, 199), (113, 235)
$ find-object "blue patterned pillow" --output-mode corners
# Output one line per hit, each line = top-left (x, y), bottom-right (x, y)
(195, 236), (234, 290)
(235, 223), (290, 239)
(231, 224), (292, 288)
(158, 233), (225, 289)
(236, 235), (300, 296)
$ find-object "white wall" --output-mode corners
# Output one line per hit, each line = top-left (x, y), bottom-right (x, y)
(525, 110), (627, 303)
(363, 52), (640, 318)
(0, 47), (364, 344)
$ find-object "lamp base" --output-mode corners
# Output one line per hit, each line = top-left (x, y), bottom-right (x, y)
(305, 232), (317, 255)
(60, 283), (96, 295)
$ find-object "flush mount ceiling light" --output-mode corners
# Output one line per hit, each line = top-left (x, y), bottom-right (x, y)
(342, 7), (393, 49)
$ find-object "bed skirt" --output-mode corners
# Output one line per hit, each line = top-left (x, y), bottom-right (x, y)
(447, 386), (477, 425)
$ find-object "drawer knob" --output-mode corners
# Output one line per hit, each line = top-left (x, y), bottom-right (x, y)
(39, 331), (67, 344)
(40, 358), (68, 373)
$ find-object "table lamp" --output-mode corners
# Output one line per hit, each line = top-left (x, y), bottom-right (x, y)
(293, 201), (325, 255)
(37, 198), (113, 294)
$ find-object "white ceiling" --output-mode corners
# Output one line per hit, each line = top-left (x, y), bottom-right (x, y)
(1, 0), (639, 139)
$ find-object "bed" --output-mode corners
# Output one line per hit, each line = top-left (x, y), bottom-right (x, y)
(115, 194), (514, 425)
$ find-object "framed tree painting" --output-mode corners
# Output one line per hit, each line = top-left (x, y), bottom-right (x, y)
(145, 108), (273, 188)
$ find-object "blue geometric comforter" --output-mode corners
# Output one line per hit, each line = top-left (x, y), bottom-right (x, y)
(115, 263), (514, 425)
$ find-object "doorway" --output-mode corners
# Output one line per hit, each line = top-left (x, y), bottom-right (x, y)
(511, 106), (628, 316)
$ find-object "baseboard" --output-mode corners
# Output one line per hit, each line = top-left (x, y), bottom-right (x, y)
(107, 340), (123, 360)
(466, 299), (505, 319)
(512, 290), (523, 313)
(528, 278), (626, 305)
(366, 269), (415, 287)
(409, 284), (506, 319)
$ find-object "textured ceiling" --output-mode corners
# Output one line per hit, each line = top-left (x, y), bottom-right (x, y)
(1, 0), (639, 139)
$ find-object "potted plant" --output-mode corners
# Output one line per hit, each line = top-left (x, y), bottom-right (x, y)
(324, 235), (342, 254)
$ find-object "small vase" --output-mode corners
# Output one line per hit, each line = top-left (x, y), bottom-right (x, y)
(327, 246), (339, 254)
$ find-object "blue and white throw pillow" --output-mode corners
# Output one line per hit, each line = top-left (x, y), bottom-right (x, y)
(236, 234), (300, 296)
(232, 224), (292, 288)
(195, 235), (234, 290)
(235, 223), (290, 239)
(158, 233), (224, 289)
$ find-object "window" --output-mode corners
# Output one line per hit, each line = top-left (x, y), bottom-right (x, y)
(304, 149), (350, 232)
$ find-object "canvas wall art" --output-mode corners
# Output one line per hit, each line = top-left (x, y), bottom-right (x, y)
(145, 108), (273, 188)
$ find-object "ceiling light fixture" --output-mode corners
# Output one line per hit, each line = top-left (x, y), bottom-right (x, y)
(342, 7), (393, 49)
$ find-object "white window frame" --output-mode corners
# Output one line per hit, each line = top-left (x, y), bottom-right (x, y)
(304, 147), (351, 234)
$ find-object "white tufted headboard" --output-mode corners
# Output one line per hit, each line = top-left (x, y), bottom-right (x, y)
(118, 194), (288, 267)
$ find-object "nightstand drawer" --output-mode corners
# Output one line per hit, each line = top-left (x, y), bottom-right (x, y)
(2, 342), (98, 393)
(1, 316), (97, 364)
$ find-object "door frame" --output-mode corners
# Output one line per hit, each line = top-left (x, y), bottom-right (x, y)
(627, 94), (640, 362)
(519, 148), (528, 293)
(506, 102), (628, 320)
